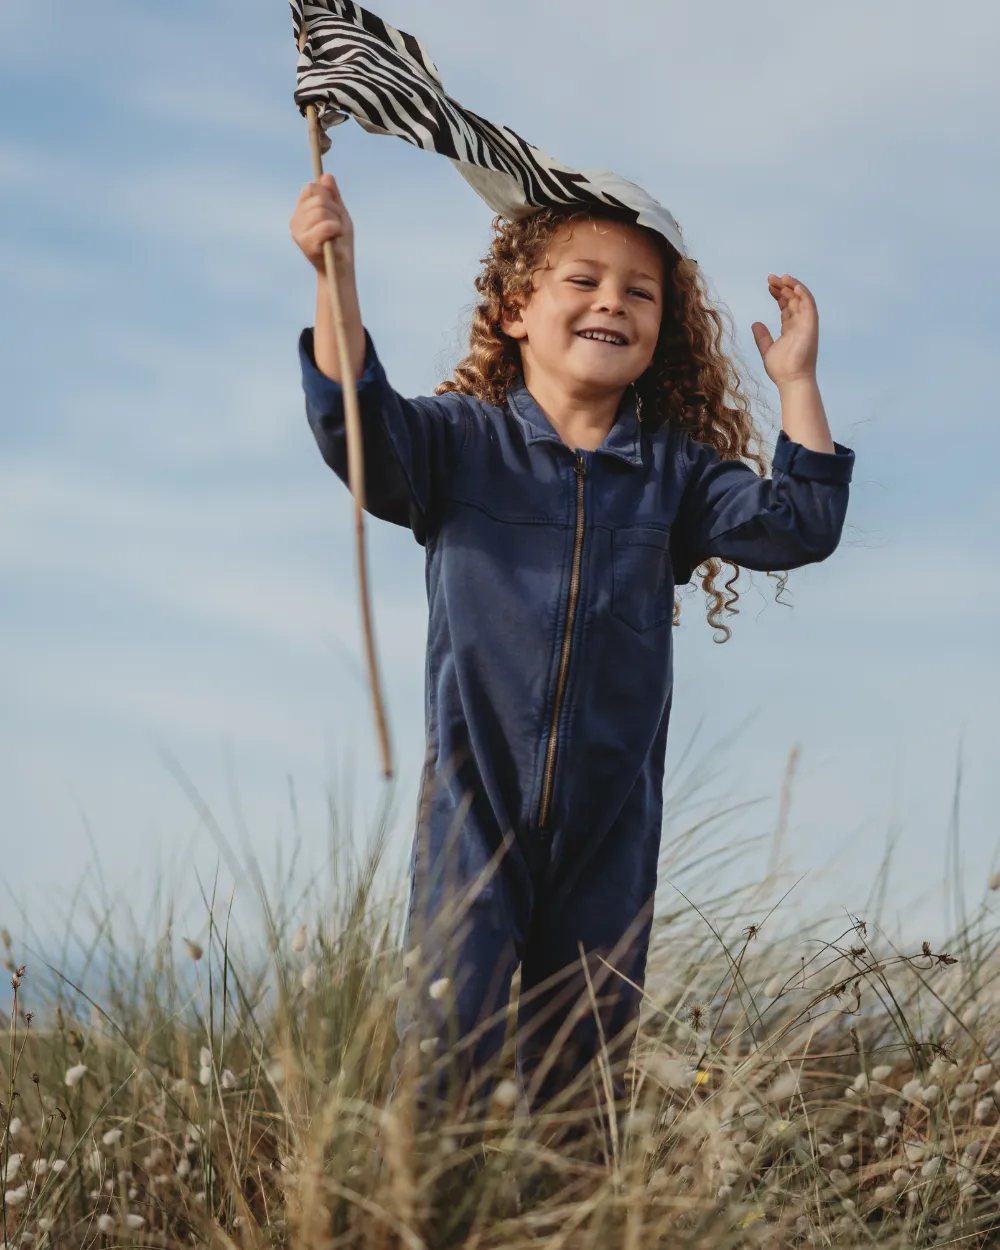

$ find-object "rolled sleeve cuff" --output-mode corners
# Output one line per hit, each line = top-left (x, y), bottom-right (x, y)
(772, 429), (855, 485)
(298, 327), (380, 413)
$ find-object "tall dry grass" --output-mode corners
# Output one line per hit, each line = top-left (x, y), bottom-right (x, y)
(2, 751), (998, 1248)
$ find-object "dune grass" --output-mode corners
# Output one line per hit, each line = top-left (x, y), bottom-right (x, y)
(2, 753), (999, 1248)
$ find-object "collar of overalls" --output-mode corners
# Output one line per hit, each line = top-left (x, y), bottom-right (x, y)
(506, 376), (644, 468)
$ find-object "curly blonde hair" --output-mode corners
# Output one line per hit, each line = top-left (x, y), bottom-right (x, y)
(435, 206), (786, 640)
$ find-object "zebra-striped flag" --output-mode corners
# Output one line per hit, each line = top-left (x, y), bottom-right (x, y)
(291, 0), (689, 258)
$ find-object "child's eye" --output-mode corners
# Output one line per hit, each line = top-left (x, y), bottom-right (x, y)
(570, 277), (654, 301)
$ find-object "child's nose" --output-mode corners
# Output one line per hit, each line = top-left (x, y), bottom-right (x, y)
(594, 288), (627, 314)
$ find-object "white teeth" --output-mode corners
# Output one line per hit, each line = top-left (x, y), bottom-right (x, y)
(578, 330), (626, 345)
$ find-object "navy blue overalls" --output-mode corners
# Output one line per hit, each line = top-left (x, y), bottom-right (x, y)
(300, 326), (854, 1111)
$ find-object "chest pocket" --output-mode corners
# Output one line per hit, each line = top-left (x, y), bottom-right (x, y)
(611, 525), (673, 633)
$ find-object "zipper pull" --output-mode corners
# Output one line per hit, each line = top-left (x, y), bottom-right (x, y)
(575, 451), (586, 476)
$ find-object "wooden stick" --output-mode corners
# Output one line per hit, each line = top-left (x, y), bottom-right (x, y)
(299, 26), (393, 779)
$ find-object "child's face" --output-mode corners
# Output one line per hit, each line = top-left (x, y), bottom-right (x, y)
(502, 218), (664, 397)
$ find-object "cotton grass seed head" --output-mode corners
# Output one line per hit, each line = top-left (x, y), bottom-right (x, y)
(125, 1215), (144, 1230)
(102, 1129), (123, 1147)
(6, 1117), (21, 1139)
(199, 1066), (211, 1087)
(491, 1078), (518, 1109)
(97, 1215), (115, 1234)
(4, 1184), (28, 1207)
(64, 1063), (87, 1087)
(428, 977), (451, 1001)
(301, 963), (318, 991)
(221, 1068), (237, 1090)
(183, 938), (203, 962)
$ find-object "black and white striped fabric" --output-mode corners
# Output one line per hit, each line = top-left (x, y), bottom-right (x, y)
(290, 0), (689, 258)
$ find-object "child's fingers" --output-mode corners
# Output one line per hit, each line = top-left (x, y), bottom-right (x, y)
(318, 172), (343, 202)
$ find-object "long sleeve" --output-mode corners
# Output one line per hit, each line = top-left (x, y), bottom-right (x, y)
(670, 429), (855, 584)
(299, 327), (468, 544)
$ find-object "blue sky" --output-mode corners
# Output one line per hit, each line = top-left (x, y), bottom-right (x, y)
(2, 0), (998, 947)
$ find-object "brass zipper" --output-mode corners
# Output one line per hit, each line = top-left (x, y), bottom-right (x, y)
(538, 451), (587, 829)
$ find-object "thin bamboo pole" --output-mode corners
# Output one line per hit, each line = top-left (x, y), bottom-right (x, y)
(299, 20), (393, 780)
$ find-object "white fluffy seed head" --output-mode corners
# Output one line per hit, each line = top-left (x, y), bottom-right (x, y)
(198, 1066), (212, 1087)
(428, 977), (451, 1001)
(125, 1215), (144, 1230)
(920, 1155), (942, 1178)
(874, 1135), (890, 1151)
(883, 1108), (901, 1128)
(291, 924), (308, 953)
(64, 1063), (88, 1088)
(955, 1082), (979, 1101)
(4, 1184), (28, 1207)
(102, 1129), (123, 1147)
(921, 1084), (940, 1103)
(97, 1214), (115, 1233)
(301, 964), (318, 992)
(974, 1097), (995, 1122)
(838, 1154), (855, 1170)
(221, 1068), (237, 1090)
(973, 1063), (993, 1082)
(491, 1078), (518, 1110)
(871, 1065), (892, 1082)
(901, 1078), (922, 1100)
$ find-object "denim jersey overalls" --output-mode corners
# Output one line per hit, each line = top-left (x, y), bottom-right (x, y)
(300, 327), (854, 1111)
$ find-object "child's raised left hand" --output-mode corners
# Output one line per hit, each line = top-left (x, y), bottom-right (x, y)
(751, 274), (819, 389)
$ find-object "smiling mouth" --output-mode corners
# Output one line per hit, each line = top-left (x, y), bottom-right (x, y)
(575, 330), (629, 347)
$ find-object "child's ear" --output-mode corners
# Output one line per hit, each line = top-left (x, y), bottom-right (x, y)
(500, 299), (527, 341)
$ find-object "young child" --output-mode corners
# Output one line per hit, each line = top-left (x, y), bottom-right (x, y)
(290, 171), (854, 1121)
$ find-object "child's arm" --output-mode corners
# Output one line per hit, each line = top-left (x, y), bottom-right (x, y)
(290, 177), (467, 541)
(671, 275), (853, 583)
(751, 274), (834, 455)
(291, 174), (367, 383)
